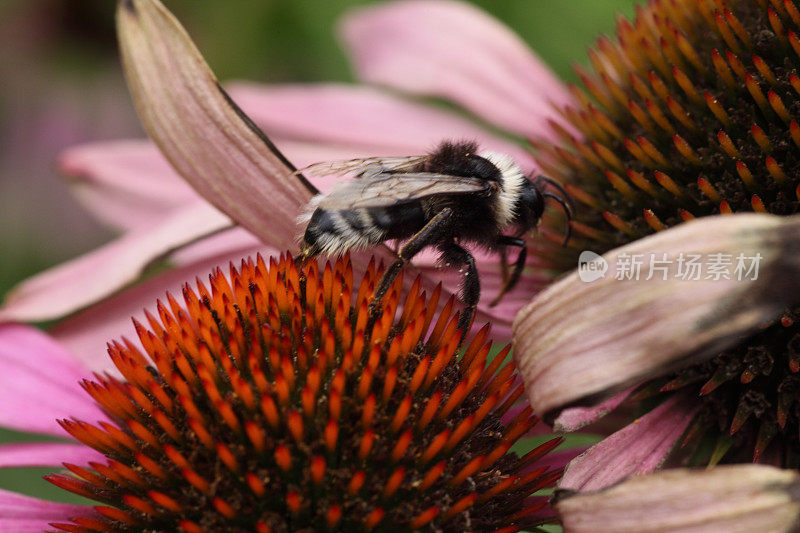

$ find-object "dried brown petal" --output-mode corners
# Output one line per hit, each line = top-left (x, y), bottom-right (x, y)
(514, 214), (800, 421)
(117, 0), (314, 248)
(556, 465), (800, 533)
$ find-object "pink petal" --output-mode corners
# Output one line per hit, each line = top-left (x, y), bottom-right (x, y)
(0, 203), (232, 323)
(554, 388), (634, 432)
(533, 446), (589, 473)
(340, 0), (572, 140)
(558, 395), (699, 492)
(274, 139), (393, 170)
(118, 0), (312, 249)
(59, 139), (199, 231)
(514, 214), (800, 420)
(167, 226), (261, 267)
(0, 489), (94, 531)
(229, 82), (539, 166)
(556, 465), (800, 533)
(0, 442), (102, 468)
(501, 402), (550, 433)
(0, 324), (103, 437)
(51, 242), (277, 372)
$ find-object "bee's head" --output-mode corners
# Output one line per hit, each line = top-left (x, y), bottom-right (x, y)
(512, 179), (546, 231)
(513, 176), (573, 245)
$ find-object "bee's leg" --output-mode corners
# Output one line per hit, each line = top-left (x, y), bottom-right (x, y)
(498, 247), (509, 289)
(295, 244), (318, 312)
(439, 241), (479, 344)
(296, 241), (318, 265)
(369, 207), (454, 316)
(488, 236), (526, 307)
(498, 246), (508, 283)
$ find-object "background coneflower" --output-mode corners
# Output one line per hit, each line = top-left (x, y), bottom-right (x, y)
(45, 253), (561, 532)
(531, 0), (800, 465)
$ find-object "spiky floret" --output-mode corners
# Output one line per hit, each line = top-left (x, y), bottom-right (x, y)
(538, 0), (800, 256)
(46, 253), (560, 532)
(537, 0), (800, 465)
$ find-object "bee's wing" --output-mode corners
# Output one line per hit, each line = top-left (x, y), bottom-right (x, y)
(294, 156), (427, 180)
(318, 172), (490, 210)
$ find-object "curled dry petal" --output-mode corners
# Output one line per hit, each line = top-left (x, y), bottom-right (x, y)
(117, 0), (313, 248)
(555, 464), (800, 533)
(513, 213), (800, 421)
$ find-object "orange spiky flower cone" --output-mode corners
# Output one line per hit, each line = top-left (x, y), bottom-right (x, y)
(45, 254), (561, 532)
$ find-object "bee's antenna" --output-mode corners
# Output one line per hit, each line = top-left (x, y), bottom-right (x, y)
(534, 175), (573, 246)
(542, 192), (573, 246)
(537, 176), (574, 209)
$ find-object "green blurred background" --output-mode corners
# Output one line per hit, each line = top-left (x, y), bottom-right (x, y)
(0, 0), (635, 506)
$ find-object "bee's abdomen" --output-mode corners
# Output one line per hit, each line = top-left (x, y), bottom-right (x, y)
(303, 203), (426, 256)
(378, 202), (426, 240)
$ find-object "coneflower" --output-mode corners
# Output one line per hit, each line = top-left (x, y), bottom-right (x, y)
(45, 254), (560, 532)
(526, 0), (800, 467)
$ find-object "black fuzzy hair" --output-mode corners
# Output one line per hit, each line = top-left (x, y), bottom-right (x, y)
(424, 140), (501, 183)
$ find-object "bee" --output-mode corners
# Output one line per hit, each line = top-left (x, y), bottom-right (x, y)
(297, 140), (571, 333)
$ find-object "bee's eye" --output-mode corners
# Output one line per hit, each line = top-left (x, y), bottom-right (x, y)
(529, 185), (545, 216)
(533, 191), (545, 218)
(512, 181), (544, 227)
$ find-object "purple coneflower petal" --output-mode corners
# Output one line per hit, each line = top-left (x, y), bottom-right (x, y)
(167, 226), (261, 267)
(0, 488), (95, 532)
(514, 213), (800, 421)
(534, 446), (589, 474)
(0, 324), (102, 436)
(49, 242), (277, 372)
(228, 82), (538, 165)
(559, 395), (699, 492)
(340, 0), (572, 140)
(0, 203), (231, 323)
(59, 139), (198, 232)
(117, 0), (312, 247)
(0, 442), (103, 468)
(556, 465), (800, 533)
